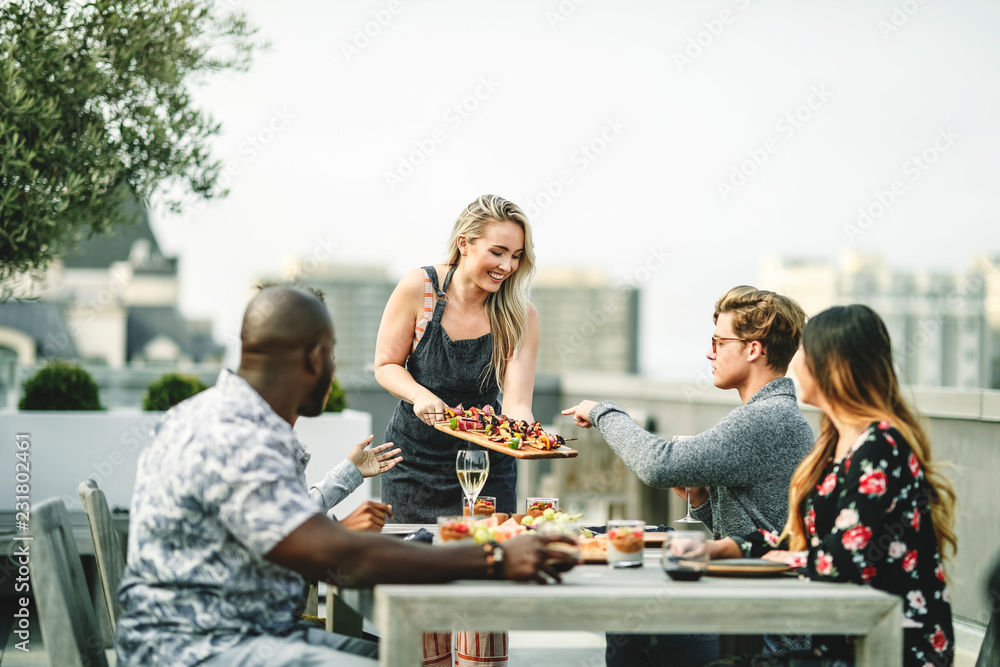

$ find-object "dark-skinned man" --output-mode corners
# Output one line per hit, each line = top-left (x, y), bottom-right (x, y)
(115, 286), (575, 666)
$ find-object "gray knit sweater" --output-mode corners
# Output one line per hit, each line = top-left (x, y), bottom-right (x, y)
(590, 377), (815, 540)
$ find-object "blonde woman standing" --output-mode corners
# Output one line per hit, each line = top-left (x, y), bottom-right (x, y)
(374, 195), (539, 667)
(374, 194), (538, 523)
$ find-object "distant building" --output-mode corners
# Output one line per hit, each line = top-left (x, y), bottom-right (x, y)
(280, 263), (396, 374)
(760, 251), (999, 389)
(0, 199), (223, 370)
(275, 264), (641, 377)
(532, 268), (640, 375)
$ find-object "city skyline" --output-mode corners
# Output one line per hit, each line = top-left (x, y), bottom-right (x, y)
(76, 1), (1000, 380)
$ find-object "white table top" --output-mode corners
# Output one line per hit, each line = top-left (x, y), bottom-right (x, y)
(372, 550), (903, 667)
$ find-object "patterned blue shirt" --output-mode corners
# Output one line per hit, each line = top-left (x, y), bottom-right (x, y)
(115, 370), (357, 666)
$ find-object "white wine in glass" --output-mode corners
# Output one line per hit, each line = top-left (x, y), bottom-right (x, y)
(456, 449), (489, 513)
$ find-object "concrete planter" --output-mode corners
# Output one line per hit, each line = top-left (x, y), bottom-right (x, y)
(1, 408), (373, 516)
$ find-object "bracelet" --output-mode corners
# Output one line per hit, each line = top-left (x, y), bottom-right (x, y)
(483, 541), (504, 579)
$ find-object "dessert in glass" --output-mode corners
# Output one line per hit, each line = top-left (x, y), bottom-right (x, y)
(606, 519), (645, 568)
(436, 516), (475, 544)
(463, 495), (496, 517)
(525, 497), (559, 518)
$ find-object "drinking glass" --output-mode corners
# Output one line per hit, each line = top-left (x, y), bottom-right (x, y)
(606, 519), (645, 568)
(661, 530), (708, 581)
(525, 497), (559, 518)
(436, 516), (474, 544)
(456, 449), (489, 515)
(536, 520), (582, 571)
(672, 436), (703, 525)
(463, 495), (496, 517)
(675, 488), (702, 524)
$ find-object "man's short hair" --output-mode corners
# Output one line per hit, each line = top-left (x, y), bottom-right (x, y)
(713, 286), (806, 373)
(254, 280), (326, 302)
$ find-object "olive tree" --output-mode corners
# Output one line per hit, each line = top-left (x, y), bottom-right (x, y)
(0, 0), (263, 288)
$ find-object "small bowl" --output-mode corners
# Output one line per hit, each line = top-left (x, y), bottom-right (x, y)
(463, 496), (496, 518)
(525, 497), (559, 518)
(606, 519), (645, 568)
(436, 516), (475, 544)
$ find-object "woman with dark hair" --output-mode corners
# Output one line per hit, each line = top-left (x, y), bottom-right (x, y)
(709, 304), (958, 666)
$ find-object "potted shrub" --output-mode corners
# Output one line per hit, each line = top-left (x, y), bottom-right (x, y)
(142, 373), (209, 411)
(5, 362), (156, 512)
(323, 377), (347, 412)
(19, 360), (103, 410)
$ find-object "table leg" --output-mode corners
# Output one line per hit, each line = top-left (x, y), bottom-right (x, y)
(855, 598), (903, 666)
(376, 598), (424, 667)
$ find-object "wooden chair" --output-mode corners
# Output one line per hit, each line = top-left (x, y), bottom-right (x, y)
(78, 479), (125, 633)
(29, 497), (110, 667)
(77, 479), (325, 635)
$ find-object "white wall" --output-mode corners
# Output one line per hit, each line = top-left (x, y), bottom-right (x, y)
(1, 409), (161, 512)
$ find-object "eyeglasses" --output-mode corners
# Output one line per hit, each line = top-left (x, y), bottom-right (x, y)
(711, 336), (746, 353)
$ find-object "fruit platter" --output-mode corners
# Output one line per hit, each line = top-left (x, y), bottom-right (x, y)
(437, 506), (592, 547)
(435, 504), (667, 565)
(433, 404), (578, 459)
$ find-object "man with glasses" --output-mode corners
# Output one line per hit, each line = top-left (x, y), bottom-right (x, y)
(563, 285), (814, 666)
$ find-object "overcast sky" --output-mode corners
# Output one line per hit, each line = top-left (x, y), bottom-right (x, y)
(150, 0), (1000, 380)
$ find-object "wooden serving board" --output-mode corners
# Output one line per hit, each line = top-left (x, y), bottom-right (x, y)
(434, 423), (578, 459)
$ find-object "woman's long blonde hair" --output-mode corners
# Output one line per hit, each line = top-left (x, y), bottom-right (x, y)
(782, 305), (957, 561)
(445, 194), (535, 391)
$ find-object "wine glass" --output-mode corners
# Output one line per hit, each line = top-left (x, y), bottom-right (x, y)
(675, 488), (702, 524)
(672, 436), (703, 525)
(456, 449), (489, 515)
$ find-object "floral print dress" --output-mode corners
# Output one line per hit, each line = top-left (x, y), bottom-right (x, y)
(743, 422), (954, 666)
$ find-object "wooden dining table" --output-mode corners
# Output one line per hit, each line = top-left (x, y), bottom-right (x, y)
(363, 527), (904, 667)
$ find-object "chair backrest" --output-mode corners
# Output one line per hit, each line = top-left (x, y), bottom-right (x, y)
(29, 498), (109, 667)
(78, 479), (125, 631)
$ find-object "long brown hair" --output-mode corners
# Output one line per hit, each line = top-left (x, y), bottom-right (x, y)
(444, 195), (535, 390)
(782, 305), (957, 561)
